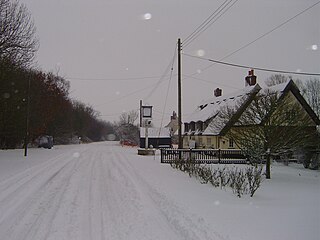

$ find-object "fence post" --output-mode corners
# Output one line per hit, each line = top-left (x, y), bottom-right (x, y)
(160, 149), (163, 163)
(218, 149), (221, 164)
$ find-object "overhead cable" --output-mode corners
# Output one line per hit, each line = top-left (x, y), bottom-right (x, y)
(182, 0), (239, 49)
(183, 53), (320, 76)
(220, 0), (320, 61)
(158, 44), (177, 130)
(181, 74), (242, 90)
(187, 0), (320, 76)
(144, 43), (177, 101)
(94, 82), (158, 107)
(66, 75), (166, 81)
(183, 0), (230, 44)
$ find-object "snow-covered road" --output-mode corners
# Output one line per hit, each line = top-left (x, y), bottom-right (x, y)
(0, 142), (224, 240)
(1, 142), (319, 240)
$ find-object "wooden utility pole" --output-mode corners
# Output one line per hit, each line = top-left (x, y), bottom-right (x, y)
(178, 38), (183, 149)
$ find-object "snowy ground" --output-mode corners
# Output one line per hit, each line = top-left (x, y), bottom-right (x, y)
(0, 142), (319, 240)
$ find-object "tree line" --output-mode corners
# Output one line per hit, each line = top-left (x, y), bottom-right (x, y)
(0, 0), (117, 149)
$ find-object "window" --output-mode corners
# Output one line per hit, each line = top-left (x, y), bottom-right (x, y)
(196, 121), (203, 131)
(190, 122), (195, 131)
(184, 123), (189, 132)
(229, 138), (234, 148)
(207, 137), (211, 147)
(199, 121), (203, 131)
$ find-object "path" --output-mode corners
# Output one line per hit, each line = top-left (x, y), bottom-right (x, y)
(0, 142), (224, 240)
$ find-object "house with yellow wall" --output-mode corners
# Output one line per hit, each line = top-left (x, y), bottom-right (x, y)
(183, 70), (320, 150)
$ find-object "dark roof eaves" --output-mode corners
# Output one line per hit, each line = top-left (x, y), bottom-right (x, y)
(285, 80), (320, 125)
(219, 84), (262, 135)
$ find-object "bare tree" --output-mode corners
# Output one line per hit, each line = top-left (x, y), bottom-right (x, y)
(265, 74), (289, 87)
(300, 78), (320, 118)
(115, 110), (139, 144)
(0, 0), (39, 66)
(118, 110), (138, 125)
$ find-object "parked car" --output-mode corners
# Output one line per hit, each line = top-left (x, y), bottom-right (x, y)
(38, 135), (54, 149)
(120, 139), (137, 147)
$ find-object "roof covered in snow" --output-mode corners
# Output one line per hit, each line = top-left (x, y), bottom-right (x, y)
(184, 80), (320, 136)
(185, 84), (261, 123)
(183, 84), (261, 136)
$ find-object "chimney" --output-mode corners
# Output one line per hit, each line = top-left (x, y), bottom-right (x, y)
(245, 69), (257, 86)
(171, 111), (177, 120)
(214, 88), (222, 97)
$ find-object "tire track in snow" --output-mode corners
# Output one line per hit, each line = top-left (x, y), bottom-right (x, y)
(0, 147), (85, 204)
(91, 153), (105, 240)
(84, 145), (177, 240)
(44, 149), (100, 240)
(103, 149), (182, 240)
(1, 142), (229, 240)
(0, 147), (90, 240)
(113, 149), (228, 240)
(100, 151), (123, 239)
(0, 156), (73, 216)
(0, 156), (75, 227)
(45, 145), (115, 240)
(0, 151), (70, 196)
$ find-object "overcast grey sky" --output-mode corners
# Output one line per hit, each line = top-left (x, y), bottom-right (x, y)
(20, 0), (319, 126)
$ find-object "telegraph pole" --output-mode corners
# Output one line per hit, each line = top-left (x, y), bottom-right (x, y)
(178, 38), (183, 149)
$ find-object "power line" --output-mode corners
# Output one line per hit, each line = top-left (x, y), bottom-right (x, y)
(220, 0), (320, 61)
(94, 82), (158, 107)
(181, 74), (242, 90)
(66, 75), (165, 81)
(158, 44), (177, 130)
(183, 0), (239, 49)
(186, 1), (320, 76)
(153, 109), (172, 116)
(73, 45), (178, 112)
(183, 53), (320, 76)
(183, 0), (230, 44)
(144, 43), (177, 101)
(100, 108), (140, 118)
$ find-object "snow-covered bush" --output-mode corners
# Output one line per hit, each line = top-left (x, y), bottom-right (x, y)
(196, 165), (212, 184)
(217, 167), (229, 189)
(209, 168), (220, 187)
(169, 161), (264, 198)
(229, 168), (248, 198)
(245, 166), (263, 197)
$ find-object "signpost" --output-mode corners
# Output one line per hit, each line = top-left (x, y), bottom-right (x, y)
(138, 100), (155, 155)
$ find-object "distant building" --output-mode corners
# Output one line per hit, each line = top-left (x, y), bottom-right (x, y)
(165, 111), (179, 144)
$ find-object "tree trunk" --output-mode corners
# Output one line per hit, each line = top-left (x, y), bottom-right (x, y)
(266, 153), (271, 179)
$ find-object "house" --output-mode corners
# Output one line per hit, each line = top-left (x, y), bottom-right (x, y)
(140, 127), (171, 148)
(183, 70), (320, 149)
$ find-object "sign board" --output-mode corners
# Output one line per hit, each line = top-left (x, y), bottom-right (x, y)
(142, 106), (152, 118)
